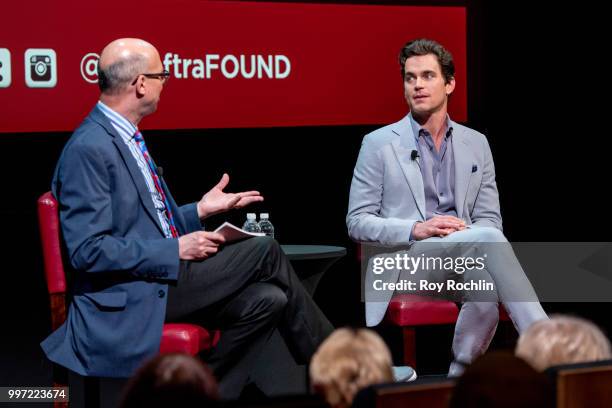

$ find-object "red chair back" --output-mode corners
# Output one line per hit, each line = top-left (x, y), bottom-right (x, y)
(37, 191), (68, 330)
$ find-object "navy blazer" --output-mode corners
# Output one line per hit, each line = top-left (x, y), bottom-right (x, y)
(41, 106), (202, 377)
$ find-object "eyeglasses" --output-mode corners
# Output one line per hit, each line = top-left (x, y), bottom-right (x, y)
(135, 70), (171, 84)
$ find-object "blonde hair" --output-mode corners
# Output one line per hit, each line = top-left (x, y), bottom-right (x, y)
(516, 315), (612, 371)
(310, 328), (393, 408)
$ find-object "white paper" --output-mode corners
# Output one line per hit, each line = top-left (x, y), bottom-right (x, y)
(213, 221), (265, 243)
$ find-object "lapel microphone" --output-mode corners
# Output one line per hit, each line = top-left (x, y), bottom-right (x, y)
(156, 166), (164, 177)
(410, 150), (419, 161)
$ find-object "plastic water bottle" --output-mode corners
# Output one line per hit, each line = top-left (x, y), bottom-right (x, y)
(242, 213), (261, 233)
(258, 213), (275, 238)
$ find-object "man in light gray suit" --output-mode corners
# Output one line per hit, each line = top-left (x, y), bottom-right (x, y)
(347, 39), (547, 376)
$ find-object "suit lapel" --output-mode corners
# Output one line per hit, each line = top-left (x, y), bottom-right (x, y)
(452, 126), (474, 220)
(89, 108), (166, 236)
(391, 115), (426, 220)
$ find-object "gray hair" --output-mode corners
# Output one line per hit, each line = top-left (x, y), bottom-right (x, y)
(98, 54), (148, 94)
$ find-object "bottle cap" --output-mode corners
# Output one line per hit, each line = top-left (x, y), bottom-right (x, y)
(247, 213), (256, 220)
(260, 213), (269, 219)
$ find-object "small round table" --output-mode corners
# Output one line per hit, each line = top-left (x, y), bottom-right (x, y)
(281, 245), (347, 295)
(281, 244), (347, 261)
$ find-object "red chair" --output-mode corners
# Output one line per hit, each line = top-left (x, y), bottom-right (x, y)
(355, 245), (459, 369)
(38, 191), (218, 405)
(357, 243), (511, 368)
(385, 294), (460, 368)
(385, 295), (511, 368)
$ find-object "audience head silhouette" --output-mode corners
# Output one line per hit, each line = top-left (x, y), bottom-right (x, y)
(310, 328), (393, 408)
(516, 315), (612, 371)
(119, 353), (219, 408)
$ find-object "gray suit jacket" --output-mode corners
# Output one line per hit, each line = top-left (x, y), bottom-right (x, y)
(346, 114), (503, 326)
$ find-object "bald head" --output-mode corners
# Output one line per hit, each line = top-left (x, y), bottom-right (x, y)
(98, 38), (160, 94)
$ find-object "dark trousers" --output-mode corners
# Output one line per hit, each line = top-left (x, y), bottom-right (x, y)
(165, 236), (333, 398)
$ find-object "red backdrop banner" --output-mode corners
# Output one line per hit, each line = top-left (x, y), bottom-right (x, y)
(0, 1), (466, 132)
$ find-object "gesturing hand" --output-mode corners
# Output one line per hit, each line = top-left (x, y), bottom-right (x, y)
(197, 173), (264, 219)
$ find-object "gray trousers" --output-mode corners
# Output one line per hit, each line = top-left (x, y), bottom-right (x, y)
(400, 226), (548, 376)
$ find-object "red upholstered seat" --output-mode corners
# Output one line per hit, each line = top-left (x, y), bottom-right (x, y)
(385, 294), (511, 368)
(386, 294), (460, 326)
(160, 323), (220, 355)
(499, 304), (510, 321)
(383, 295), (459, 368)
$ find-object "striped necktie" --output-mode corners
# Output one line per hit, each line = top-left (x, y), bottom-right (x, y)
(133, 131), (179, 238)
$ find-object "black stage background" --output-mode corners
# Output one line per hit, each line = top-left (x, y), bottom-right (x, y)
(0, 0), (608, 390)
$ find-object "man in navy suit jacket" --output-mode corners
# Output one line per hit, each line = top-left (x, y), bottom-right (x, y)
(41, 38), (332, 398)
